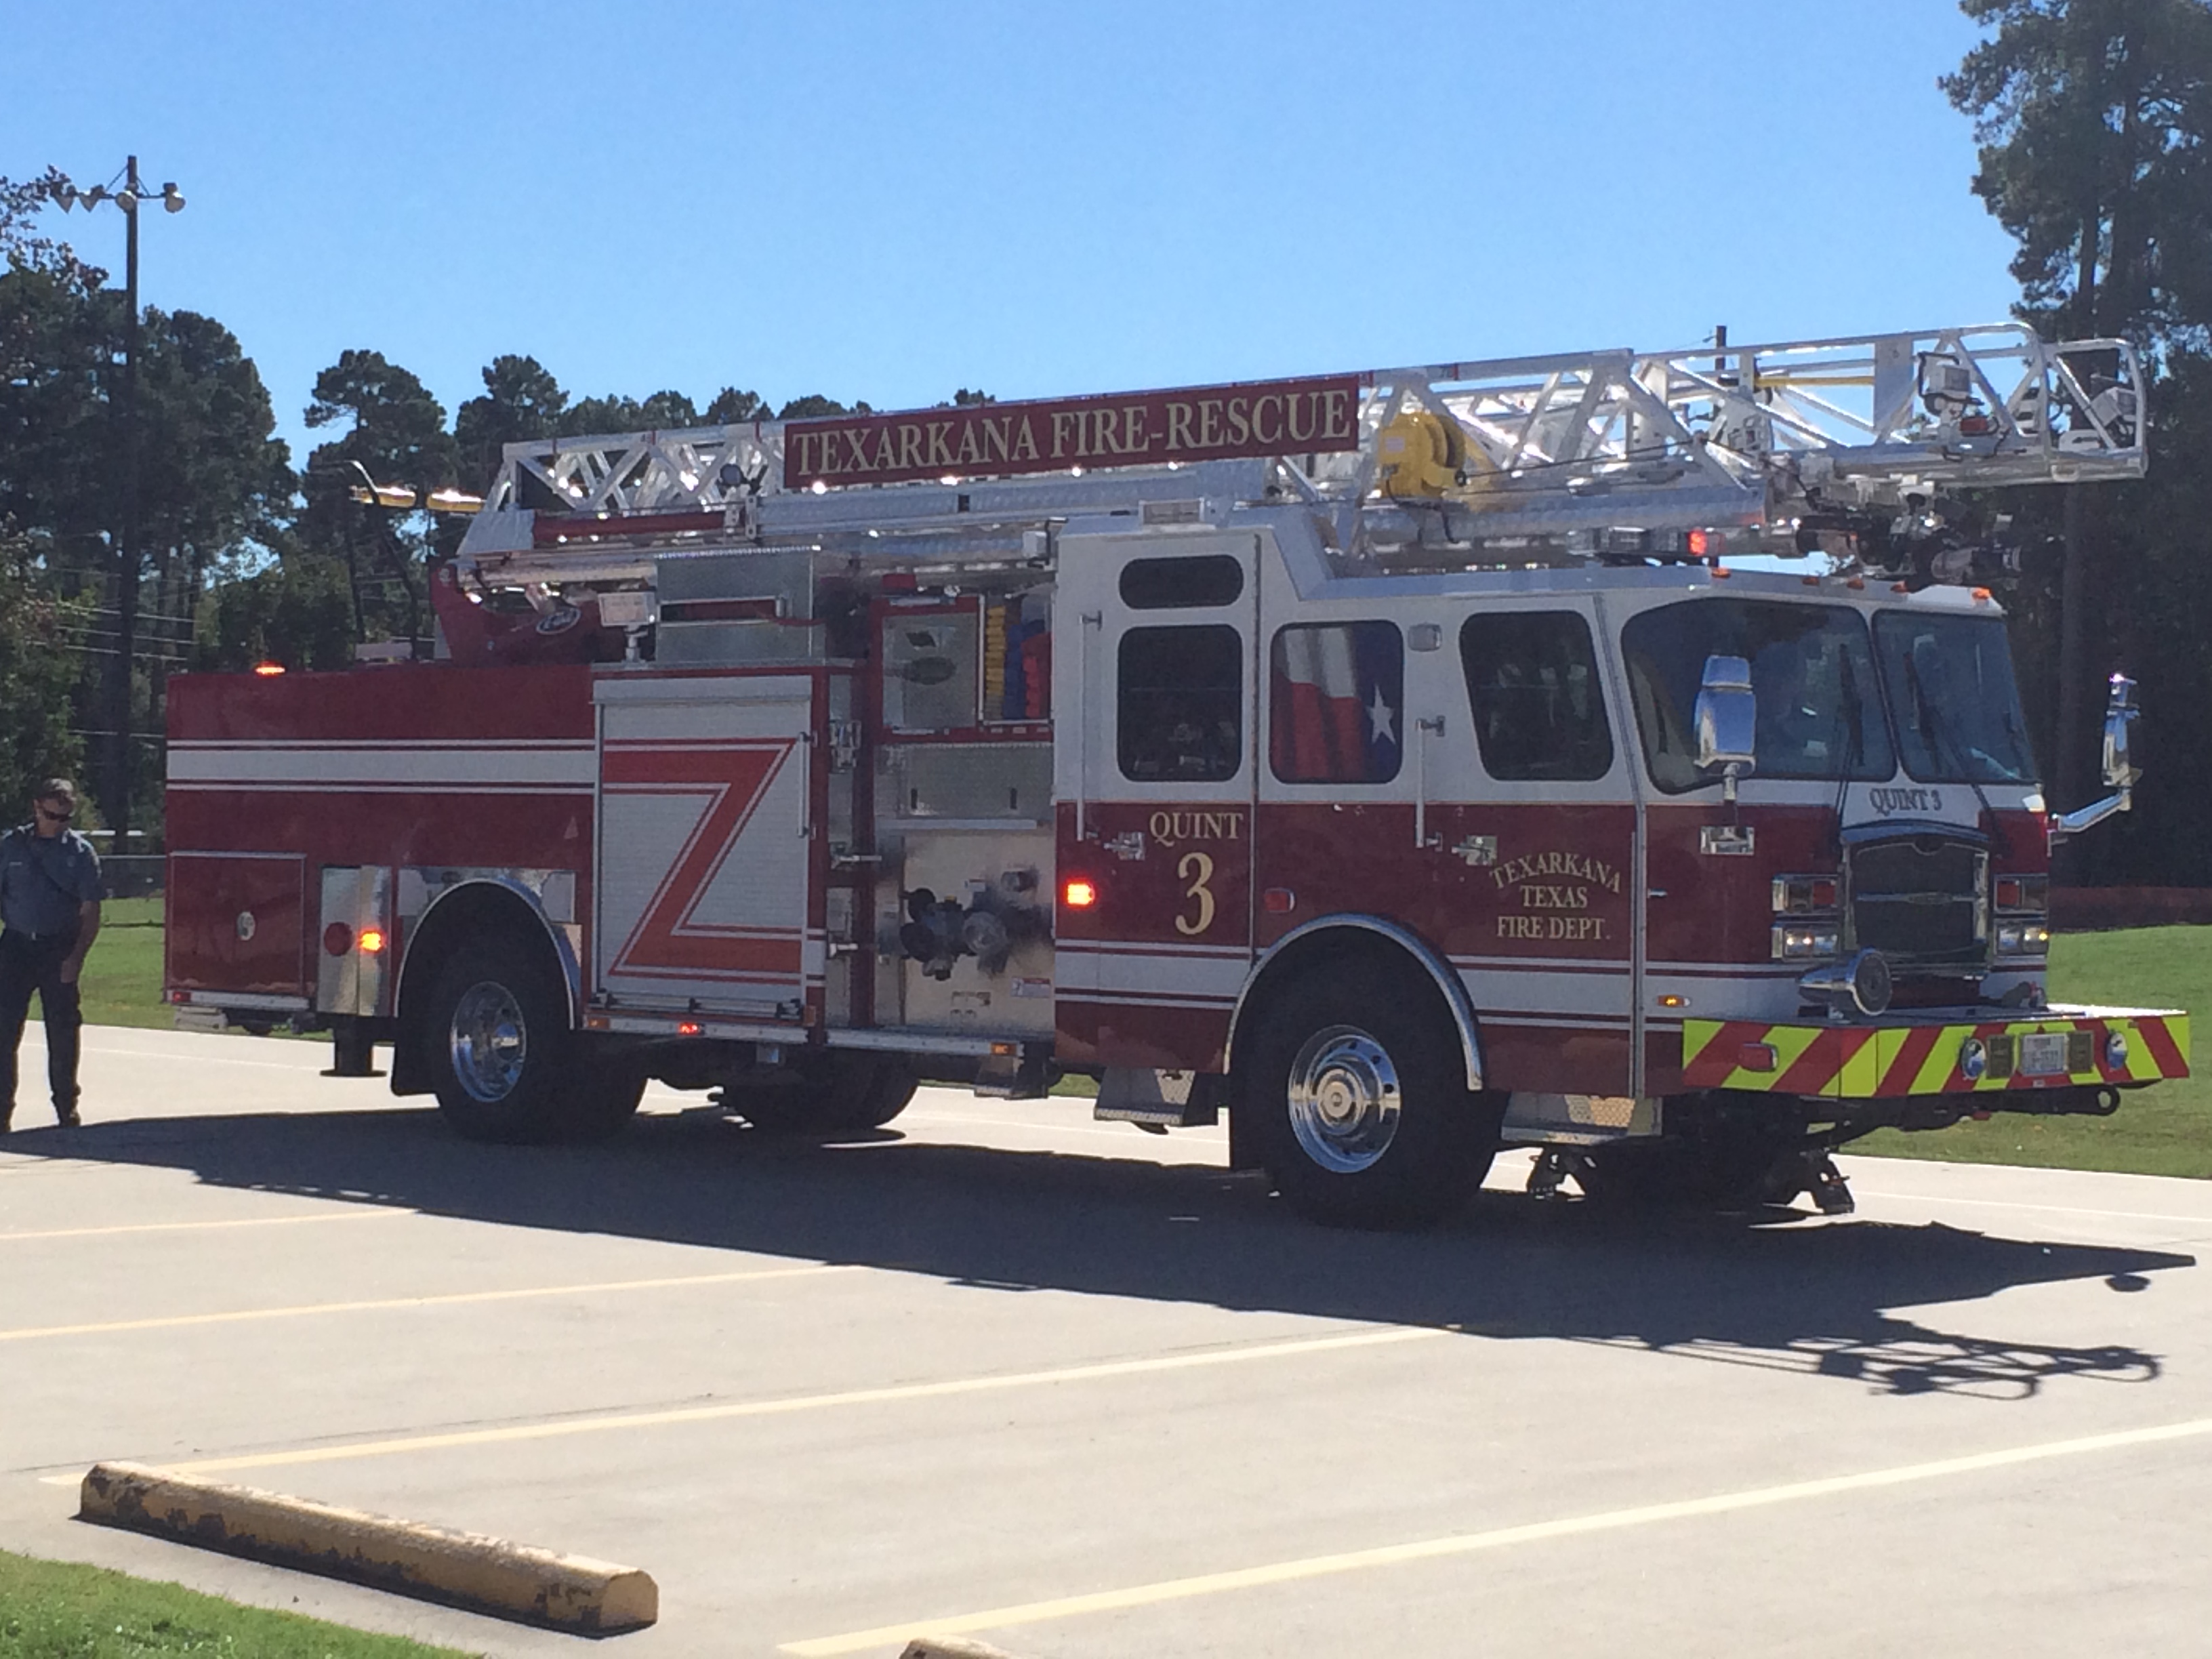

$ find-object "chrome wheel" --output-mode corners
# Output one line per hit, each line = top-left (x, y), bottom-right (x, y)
(449, 981), (527, 1103)
(1286, 1025), (1402, 1174)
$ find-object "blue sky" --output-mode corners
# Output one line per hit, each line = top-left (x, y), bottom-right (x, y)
(4, 1), (2022, 464)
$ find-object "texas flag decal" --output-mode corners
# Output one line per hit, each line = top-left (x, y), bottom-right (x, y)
(1270, 622), (1404, 784)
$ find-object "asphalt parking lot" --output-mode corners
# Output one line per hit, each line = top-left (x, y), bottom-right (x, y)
(4, 1025), (2211, 1658)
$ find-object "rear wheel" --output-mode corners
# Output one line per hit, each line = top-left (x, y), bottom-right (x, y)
(1244, 964), (1500, 1229)
(422, 940), (579, 1144)
(1577, 1133), (1804, 1210)
(731, 1055), (917, 1135)
(821, 1057), (918, 1132)
(561, 1061), (647, 1142)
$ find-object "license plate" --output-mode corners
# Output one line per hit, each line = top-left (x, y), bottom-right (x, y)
(2018, 1031), (2069, 1076)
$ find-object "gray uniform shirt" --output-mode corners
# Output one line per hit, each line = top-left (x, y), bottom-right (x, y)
(0, 825), (104, 939)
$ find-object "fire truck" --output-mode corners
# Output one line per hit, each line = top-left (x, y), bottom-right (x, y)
(164, 323), (2191, 1227)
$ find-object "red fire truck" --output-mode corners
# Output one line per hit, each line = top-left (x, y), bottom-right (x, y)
(165, 324), (2191, 1227)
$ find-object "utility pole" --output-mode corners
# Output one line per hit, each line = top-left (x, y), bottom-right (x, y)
(52, 160), (184, 844)
(116, 154), (142, 844)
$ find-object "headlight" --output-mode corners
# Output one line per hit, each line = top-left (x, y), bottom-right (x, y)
(1996, 922), (2052, 957)
(1771, 875), (1841, 914)
(1771, 923), (1841, 961)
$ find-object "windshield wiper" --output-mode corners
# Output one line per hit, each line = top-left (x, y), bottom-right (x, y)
(1828, 649), (1865, 856)
(1904, 654), (2009, 855)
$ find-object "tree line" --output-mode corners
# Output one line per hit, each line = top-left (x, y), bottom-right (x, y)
(2, 0), (2209, 885)
(0, 173), (904, 838)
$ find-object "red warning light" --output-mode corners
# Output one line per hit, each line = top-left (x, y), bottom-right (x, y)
(252, 660), (286, 677)
(676, 1020), (704, 1037)
(1687, 529), (1711, 558)
(1063, 878), (1098, 908)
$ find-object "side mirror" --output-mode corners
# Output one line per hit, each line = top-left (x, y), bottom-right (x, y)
(1694, 654), (1757, 799)
(2050, 671), (2144, 840)
(2102, 673), (2139, 790)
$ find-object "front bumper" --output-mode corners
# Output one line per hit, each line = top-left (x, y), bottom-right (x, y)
(1681, 1007), (2190, 1098)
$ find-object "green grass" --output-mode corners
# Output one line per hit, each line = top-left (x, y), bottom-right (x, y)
(1850, 924), (2209, 1179)
(43, 896), (173, 1033)
(52, 906), (2211, 1178)
(0, 1548), (475, 1658)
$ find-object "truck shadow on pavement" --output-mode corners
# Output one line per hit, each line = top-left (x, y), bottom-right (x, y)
(20, 1104), (2195, 1402)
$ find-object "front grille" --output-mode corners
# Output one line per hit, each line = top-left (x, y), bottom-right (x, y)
(1847, 834), (1988, 974)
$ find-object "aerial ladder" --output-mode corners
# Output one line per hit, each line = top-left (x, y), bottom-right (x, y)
(447, 321), (2146, 607)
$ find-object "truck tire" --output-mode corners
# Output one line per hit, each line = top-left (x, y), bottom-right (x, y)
(821, 1057), (918, 1132)
(421, 940), (579, 1144)
(733, 1056), (917, 1135)
(560, 1062), (647, 1143)
(1578, 1132), (1801, 1210)
(1244, 965), (1500, 1229)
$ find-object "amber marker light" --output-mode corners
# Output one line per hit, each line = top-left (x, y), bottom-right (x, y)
(1063, 878), (1099, 908)
(356, 927), (386, 955)
(1658, 994), (1687, 1008)
(251, 660), (285, 676)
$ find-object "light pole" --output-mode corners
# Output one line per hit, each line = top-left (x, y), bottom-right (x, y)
(50, 159), (186, 843)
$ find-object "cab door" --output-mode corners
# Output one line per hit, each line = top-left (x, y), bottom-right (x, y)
(1422, 598), (1641, 1099)
(1052, 532), (1258, 1071)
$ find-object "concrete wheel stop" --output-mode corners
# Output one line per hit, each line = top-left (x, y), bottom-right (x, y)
(77, 1460), (657, 1633)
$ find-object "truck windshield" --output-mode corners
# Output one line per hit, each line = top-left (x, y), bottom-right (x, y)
(1872, 611), (2037, 784)
(1621, 598), (1894, 792)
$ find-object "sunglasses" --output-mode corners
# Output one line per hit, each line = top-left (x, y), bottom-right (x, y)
(36, 805), (73, 823)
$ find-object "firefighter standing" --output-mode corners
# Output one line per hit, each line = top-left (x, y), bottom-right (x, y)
(0, 779), (104, 1131)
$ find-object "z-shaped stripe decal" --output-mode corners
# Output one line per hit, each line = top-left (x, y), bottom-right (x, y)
(603, 739), (800, 978)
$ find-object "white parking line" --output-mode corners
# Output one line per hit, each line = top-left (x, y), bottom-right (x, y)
(905, 1109), (1219, 1143)
(781, 1414), (2212, 1655)
(73, 1042), (329, 1073)
(152, 1326), (1447, 1477)
(0, 1263), (853, 1343)
(0, 1210), (409, 1244)
(1850, 1189), (2212, 1227)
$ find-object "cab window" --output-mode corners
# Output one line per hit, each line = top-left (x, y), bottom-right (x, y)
(1119, 555), (1244, 610)
(1460, 611), (1613, 781)
(1621, 598), (1891, 792)
(1118, 625), (1242, 783)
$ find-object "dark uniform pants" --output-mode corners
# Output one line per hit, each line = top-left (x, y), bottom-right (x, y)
(0, 928), (81, 1117)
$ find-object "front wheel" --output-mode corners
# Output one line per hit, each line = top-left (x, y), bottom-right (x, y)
(1244, 965), (1500, 1229)
(422, 941), (578, 1144)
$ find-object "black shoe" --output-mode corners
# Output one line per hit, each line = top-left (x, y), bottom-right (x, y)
(55, 1106), (79, 1129)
